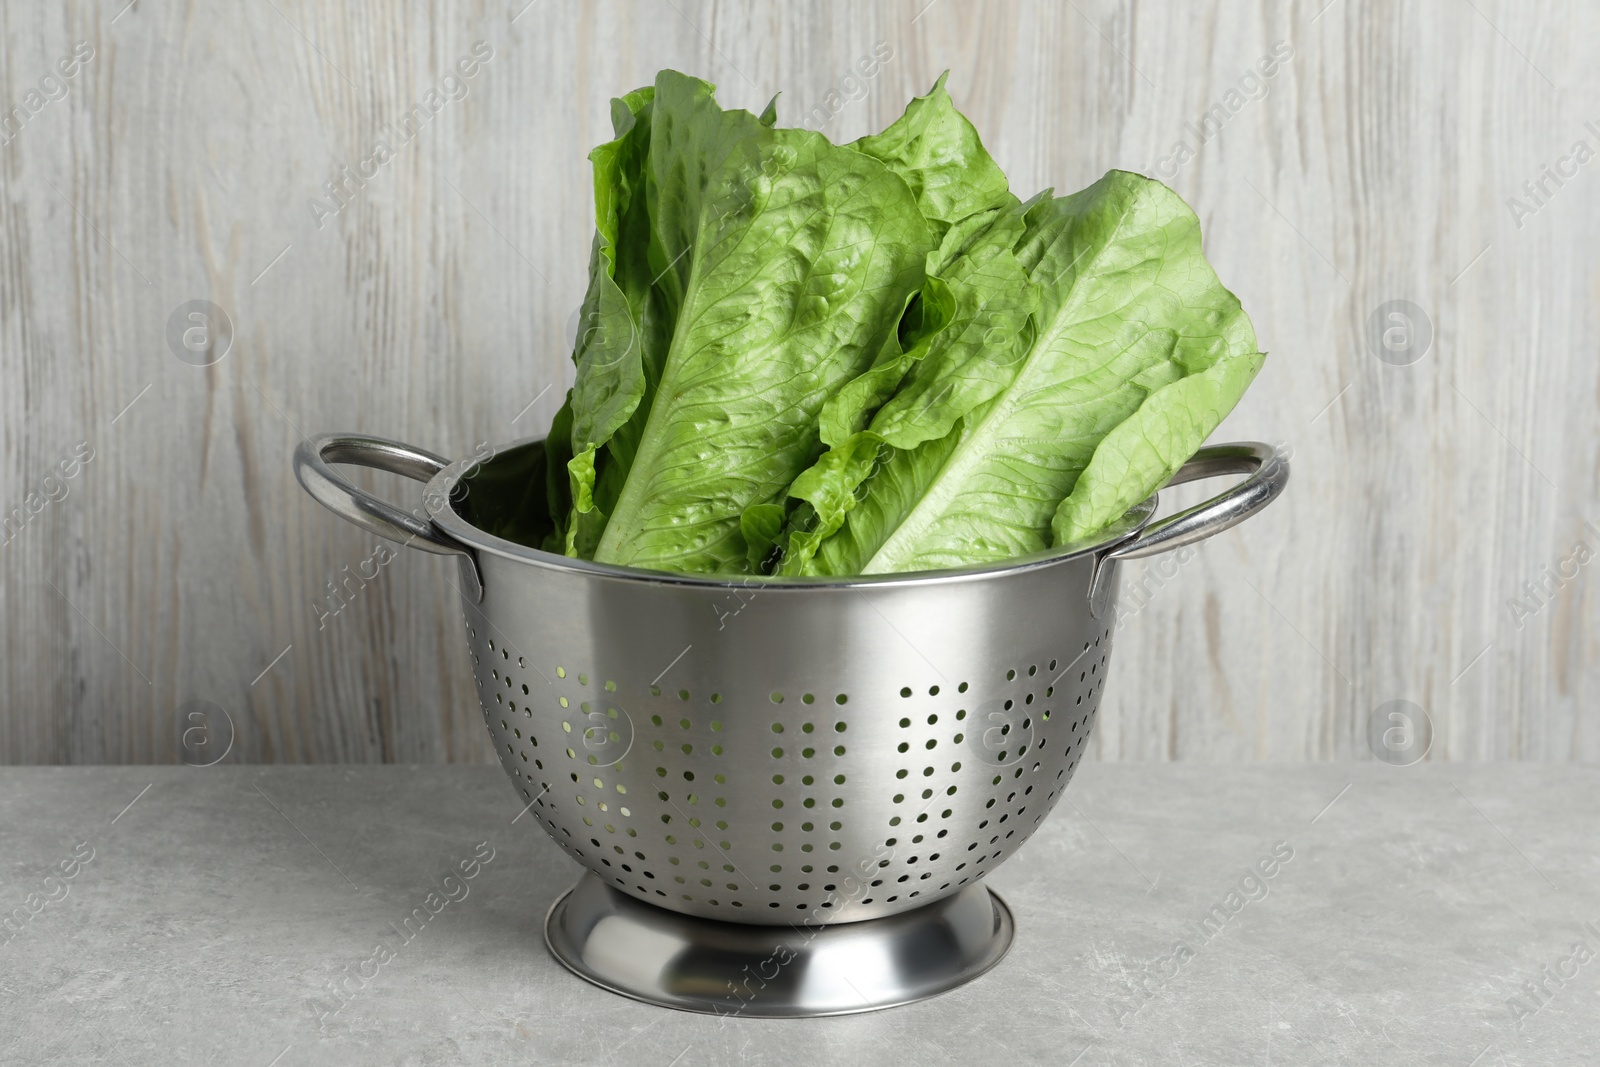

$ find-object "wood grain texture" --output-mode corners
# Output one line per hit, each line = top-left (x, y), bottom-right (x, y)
(0, 0), (1594, 764)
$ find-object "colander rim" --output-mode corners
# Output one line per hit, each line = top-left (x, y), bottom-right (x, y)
(424, 434), (1158, 591)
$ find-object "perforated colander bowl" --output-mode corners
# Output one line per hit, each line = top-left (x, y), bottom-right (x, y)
(295, 433), (1285, 1009)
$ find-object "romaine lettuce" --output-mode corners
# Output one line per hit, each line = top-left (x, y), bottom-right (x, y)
(548, 72), (1264, 578)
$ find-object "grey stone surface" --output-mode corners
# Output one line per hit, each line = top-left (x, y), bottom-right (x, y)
(0, 764), (1595, 1066)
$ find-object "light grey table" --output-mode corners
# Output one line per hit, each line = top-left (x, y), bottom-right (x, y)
(1, 765), (1595, 1066)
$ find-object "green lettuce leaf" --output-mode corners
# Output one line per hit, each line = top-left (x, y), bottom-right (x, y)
(589, 71), (935, 572)
(1050, 347), (1263, 543)
(851, 71), (1010, 239)
(774, 196), (1039, 574)
(563, 87), (665, 554)
(798, 170), (1263, 574)
(763, 82), (1026, 575)
(823, 71), (1023, 436)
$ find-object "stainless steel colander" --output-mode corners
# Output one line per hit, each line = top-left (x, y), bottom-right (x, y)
(295, 432), (1286, 1014)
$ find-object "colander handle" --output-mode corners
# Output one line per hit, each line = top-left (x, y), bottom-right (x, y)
(293, 433), (483, 600)
(1103, 441), (1289, 561)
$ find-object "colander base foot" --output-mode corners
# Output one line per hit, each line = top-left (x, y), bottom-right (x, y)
(544, 873), (1014, 1018)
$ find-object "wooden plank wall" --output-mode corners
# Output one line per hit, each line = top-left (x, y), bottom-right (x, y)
(1, 0), (1593, 763)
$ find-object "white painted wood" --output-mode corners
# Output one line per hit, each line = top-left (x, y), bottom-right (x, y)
(1, 0), (1593, 763)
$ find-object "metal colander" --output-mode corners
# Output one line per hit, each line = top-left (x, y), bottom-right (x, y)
(296, 433), (1285, 931)
(457, 547), (1118, 926)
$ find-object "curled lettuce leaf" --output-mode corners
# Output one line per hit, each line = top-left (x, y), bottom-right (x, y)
(774, 197), (1039, 574)
(851, 71), (1010, 240)
(562, 88), (666, 555)
(761, 81), (1027, 573)
(793, 170), (1263, 575)
(588, 72), (935, 572)
(1050, 347), (1263, 543)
